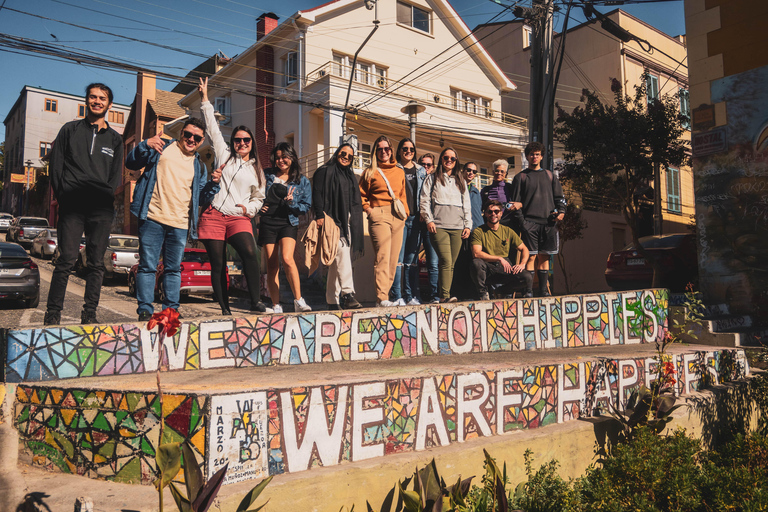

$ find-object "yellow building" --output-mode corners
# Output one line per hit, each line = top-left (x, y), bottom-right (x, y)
(475, 10), (693, 293)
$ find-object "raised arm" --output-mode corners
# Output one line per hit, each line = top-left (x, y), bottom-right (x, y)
(198, 77), (231, 166)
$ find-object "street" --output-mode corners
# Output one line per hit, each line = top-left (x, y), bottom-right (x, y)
(0, 234), (248, 329)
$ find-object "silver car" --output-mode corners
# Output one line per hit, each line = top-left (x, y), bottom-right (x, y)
(30, 229), (58, 259)
(77, 234), (140, 279)
(0, 213), (13, 233)
(0, 241), (40, 308)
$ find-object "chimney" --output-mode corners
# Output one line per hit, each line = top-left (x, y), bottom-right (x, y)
(257, 12), (279, 41)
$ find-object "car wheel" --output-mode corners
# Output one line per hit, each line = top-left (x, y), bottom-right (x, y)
(25, 291), (40, 309)
(128, 274), (137, 297)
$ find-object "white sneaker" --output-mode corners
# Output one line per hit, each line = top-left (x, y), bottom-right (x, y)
(294, 297), (312, 312)
(407, 298), (421, 306)
(376, 300), (395, 307)
(429, 298), (441, 304)
(394, 298), (407, 306)
(270, 304), (283, 314)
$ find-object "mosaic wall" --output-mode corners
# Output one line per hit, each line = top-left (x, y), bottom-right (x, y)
(14, 386), (207, 485)
(14, 348), (747, 485)
(4, 291), (669, 383)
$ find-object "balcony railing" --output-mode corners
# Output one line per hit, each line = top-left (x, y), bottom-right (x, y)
(305, 61), (527, 130)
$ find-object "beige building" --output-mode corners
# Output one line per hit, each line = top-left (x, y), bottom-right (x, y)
(178, 0), (528, 181)
(475, 11), (693, 293)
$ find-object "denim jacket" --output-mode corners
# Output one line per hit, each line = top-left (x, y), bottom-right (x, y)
(397, 162), (427, 218)
(263, 169), (312, 227)
(127, 139), (215, 239)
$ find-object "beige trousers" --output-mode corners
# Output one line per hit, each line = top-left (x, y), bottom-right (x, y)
(368, 205), (406, 302)
(326, 240), (354, 304)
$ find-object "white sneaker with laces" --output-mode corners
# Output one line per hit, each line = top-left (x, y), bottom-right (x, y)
(376, 300), (395, 307)
(294, 297), (312, 312)
(394, 298), (407, 306)
(271, 304), (283, 314)
(407, 298), (421, 306)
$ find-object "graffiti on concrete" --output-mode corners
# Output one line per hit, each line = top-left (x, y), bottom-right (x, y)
(14, 349), (745, 484)
(13, 386), (207, 484)
(5, 291), (668, 383)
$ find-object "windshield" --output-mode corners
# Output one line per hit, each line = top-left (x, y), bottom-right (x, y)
(20, 218), (49, 227)
(109, 236), (140, 249)
(623, 234), (689, 251)
(183, 251), (210, 264)
(0, 245), (29, 258)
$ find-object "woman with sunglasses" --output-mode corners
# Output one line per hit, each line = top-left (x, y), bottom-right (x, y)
(198, 77), (267, 315)
(260, 142), (312, 313)
(312, 144), (364, 310)
(359, 135), (409, 307)
(419, 147), (472, 303)
(389, 138), (426, 306)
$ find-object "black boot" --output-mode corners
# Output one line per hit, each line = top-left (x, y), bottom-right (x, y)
(537, 270), (550, 297)
(341, 293), (362, 309)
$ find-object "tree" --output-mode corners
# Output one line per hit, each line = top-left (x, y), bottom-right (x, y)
(554, 76), (689, 287)
(555, 201), (588, 294)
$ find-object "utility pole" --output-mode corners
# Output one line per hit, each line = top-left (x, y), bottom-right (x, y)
(516, 0), (555, 169)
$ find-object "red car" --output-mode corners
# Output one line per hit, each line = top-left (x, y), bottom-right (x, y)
(128, 248), (227, 301)
(605, 233), (698, 292)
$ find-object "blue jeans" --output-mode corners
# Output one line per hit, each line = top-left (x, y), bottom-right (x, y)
(421, 222), (439, 302)
(137, 218), (187, 315)
(390, 215), (421, 302)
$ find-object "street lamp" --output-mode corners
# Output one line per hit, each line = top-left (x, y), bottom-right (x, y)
(400, 100), (425, 144)
(24, 159), (33, 216)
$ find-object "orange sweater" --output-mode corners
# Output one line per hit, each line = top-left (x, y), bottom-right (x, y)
(359, 161), (410, 216)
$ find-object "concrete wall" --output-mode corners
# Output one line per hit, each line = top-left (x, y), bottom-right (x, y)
(685, 0), (768, 325)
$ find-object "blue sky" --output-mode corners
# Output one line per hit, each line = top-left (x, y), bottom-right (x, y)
(0, 0), (686, 141)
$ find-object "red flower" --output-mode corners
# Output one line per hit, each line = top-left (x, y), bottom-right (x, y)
(147, 308), (181, 337)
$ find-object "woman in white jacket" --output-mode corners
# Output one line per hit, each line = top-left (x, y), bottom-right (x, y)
(419, 147), (472, 302)
(197, 77), (267, 314)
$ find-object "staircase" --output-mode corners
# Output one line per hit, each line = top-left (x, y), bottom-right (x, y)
(1, 289), (749, 501)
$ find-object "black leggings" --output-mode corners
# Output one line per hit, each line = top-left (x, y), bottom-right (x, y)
(202, 232), (261, 310)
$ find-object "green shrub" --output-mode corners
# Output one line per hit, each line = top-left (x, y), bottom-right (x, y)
(700, 433), (768, 511)
(509, 450), (581, 512)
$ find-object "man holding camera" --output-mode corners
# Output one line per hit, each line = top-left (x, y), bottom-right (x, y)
(470, 200), (533, 300)
(508, 141), (566, 297)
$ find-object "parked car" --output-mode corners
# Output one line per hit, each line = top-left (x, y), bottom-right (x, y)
(128, 248), (226, 301)
(7, 217), (50, 246)
(605, 233), (698, 292)
(30, 229), (58, 259)
(77, 234), (140, 280)
(0, 213), (14, 233)
(0, 241), (40, 308)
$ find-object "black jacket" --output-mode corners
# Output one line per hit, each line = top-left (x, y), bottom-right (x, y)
(510, 168), (566, 225)
(49, 117), (123, 210)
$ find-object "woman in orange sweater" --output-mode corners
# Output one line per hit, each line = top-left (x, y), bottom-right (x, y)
(359, 135), (409, 307)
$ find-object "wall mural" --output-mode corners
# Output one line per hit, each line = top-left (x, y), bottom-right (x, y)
(694, 64), (768, 326)
(14, 348), (747, 485)
(5, 291), (668, 383)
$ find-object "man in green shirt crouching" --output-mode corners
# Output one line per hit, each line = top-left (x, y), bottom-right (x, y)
(470, 200), (533, 300)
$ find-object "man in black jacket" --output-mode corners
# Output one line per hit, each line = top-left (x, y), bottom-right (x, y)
(44, 83), (123, 325)
(509, 141), (566, 297)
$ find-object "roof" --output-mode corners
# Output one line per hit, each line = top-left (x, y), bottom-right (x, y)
(147, 90), (186, 119)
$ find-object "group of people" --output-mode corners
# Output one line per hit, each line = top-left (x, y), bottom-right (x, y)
(42, 80), (565, 326)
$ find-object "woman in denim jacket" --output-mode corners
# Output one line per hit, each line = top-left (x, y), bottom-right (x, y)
(260, 142), (312, 313)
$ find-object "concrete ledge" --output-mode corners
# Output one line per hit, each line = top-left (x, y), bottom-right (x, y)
(4, 290), (669, 383)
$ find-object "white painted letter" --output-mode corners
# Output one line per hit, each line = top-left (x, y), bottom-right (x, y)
(448, 306), (473, 354)
(199, 320), (237, 369)
(352, 382), (385, 461)
(279, 316), (310, 364)
(350, 313), (380, 361)
(495, 370), (523, 434)
(315, 314), (343, 362)
(415, 377), (450, 450)
(456, 373), (492, 442)
(416, 307), (439, 355)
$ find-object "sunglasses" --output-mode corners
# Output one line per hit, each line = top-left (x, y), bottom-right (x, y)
(182, 130), (204, 144)
(234, 137), (252, 145)
(401, 147), (415, 153)
(442, 156), (457, 162)
(421, 162), (434, 168)
(338, 151), (353, 159)
(487, 209), (503, 215)
(466, 168), (477, 174)
(376, 147), (392, 153)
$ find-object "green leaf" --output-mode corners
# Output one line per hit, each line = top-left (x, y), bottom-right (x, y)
(192, 462), (229, 512)
(182, 441), (204, 503)
(495, 475), (508, 512)
(169, 482), (192, 512)
(379, 483), (397, 512)
(236, 475), (273, 512)
(156, 442), (182, 489)
(398, 480), (421, 512)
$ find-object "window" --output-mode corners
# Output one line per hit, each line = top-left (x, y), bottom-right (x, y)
(679, 88), (690, 130)
(77, 104), (86, 118)
(666, 167), (681, 214)
(332, 53), (387, 88)
(39, 142), (52, 159)
(397, 1), (430, 33)
(285, 52), (298, 85)
(214, 97), (230, 124)
(646, 74), (659, 103)
(45, 98), (58, 112)
(523, 25), (533, 48)
(359, 142), (372, 170)
(452, 90), (492, 117)
(108, 111), (124, 124)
